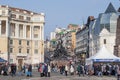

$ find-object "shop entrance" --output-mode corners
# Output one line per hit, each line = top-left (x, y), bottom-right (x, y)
(18, 59), (23, 65)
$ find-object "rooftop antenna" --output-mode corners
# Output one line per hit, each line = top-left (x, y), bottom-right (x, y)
(82, 17), (85, 26)
(81, 17), (85, 28)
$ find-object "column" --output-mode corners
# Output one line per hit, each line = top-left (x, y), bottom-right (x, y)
(42, 26), (44, 41)
(30, 26), (32, 39)
(15, 24), (19, 38)
(40, 26), (42, 40)
(39, 26), (41, 40)
(6, 20), (9, 37)
(23, 25), (26, 38)
(30, 26), (33, 39)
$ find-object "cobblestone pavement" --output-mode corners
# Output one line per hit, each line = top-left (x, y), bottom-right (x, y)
(0, 69), (117, 80)
(23, 76), (117, 80)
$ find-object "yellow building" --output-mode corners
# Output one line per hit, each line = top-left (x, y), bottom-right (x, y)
(0, 5), (45, 66)
(65, 24), (80, 56)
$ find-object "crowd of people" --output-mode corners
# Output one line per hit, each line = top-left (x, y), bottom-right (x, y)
(0, 63), (32, 77)
(50, 62), (120, 80)
(0, 62), (120, 80)
(38, 63), (51, 77)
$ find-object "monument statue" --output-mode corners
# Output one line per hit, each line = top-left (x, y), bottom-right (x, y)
(53, 38), (68, 59)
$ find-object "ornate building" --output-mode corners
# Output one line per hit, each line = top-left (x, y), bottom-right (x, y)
(0, 5), (45, 66)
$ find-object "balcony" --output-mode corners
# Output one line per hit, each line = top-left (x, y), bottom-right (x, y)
(17, 53), (27, 57)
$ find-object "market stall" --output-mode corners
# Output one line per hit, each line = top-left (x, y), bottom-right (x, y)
(86, 45), (120, 65)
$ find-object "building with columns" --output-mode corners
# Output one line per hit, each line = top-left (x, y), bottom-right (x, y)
(0, 5), (45, 66)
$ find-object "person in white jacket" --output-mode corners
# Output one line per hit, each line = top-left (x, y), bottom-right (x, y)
(65, 65), (68, 76)
(70, 65), (74, 75)
(48, 65), (51, 77)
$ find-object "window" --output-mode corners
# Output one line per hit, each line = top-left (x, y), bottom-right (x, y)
(35, 41), (38, 47)
(27, 41), (29, 46)
(34, 49), (38, 54)
(104, 39), (106, 44)
(34, 34), (38, 38)
(10, 48), (13, 53)
(10, 59), (13, 63)
(1, 20), (6, 35)
(11, 14), (16, 18)
(19, 40), (21, 45)
(27, 49), (29, 54)
(26, 17), (31, 21)
(19, 24), (23, 37)
(10, 40), (13, 44)
(2, 10), (5, 15)
(19, 48), (21, 53)
(34, 26), (39, 31)
(19, 15), (24, 20)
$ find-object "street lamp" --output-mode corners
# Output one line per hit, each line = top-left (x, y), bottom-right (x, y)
(8, 37), (10, 64)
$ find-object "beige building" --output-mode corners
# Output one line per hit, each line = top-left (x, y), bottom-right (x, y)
(0, 5), (45, 66)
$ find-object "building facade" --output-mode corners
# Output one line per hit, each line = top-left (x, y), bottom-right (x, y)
(0, 5), (45, 66)
(76, 26), (89, 63)
(50, 32), (56, 40)
(88, 3), (119, 57)
(75, 3), (120, 63)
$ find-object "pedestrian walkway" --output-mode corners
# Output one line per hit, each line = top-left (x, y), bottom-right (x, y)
(0, 69), (117, 80)
(23, 76), (117, 80)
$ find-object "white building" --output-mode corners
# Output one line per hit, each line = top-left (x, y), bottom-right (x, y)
(0, 5), (45, 66)
(50, 32), (56, 40)
(88, 3), (119, 57)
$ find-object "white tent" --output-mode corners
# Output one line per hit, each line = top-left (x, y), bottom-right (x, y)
(86, 45), (120, 65)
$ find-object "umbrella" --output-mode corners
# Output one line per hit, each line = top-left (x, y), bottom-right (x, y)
(0, 57), (7, 62)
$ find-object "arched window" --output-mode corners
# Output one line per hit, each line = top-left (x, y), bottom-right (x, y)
(104, 39), (106, 44)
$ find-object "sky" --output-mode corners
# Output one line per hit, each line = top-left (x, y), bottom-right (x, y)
(0, 0), (119, 39)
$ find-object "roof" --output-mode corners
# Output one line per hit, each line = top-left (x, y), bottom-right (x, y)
(69, 24), (78, 27)
(58, 31), (64, 35)
(105, 3), (117, 13)
(70, 30), (76, 32)
(86, 45), (120, 63)
(0, 5), (40, 15)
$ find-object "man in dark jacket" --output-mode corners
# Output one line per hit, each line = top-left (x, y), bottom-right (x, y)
(77, 64), (81, 76)
(28, 64), (32, 77)
(44, 63), (48, 77)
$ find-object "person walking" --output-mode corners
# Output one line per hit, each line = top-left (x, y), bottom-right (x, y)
(11, 64), (16, 77)
(97, 65), (103, 77)
(70, 65), (74, 75)
(117, 67), (120, 80)
(77, 64), (81, 76)
(44, 63), (48, 77)
(28, 64), (32, 77)
(18, 65), (22, 76)
(39, 64), (43, 77)
(8, 65), (11, 75)
(65, 64), (68, 76)
(48, 64), (51, 77)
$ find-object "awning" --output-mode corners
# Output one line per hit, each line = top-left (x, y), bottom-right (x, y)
(0, 57), (7, 62)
